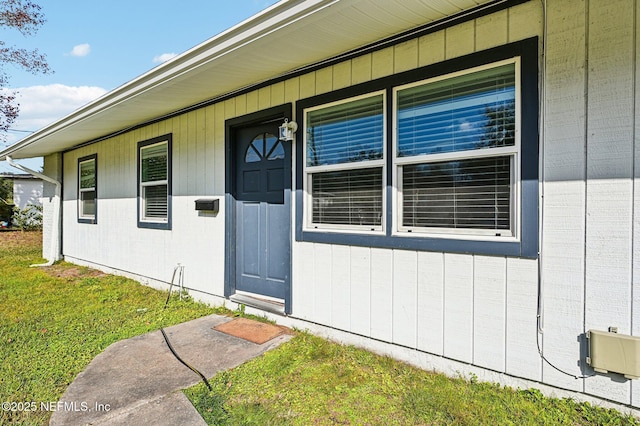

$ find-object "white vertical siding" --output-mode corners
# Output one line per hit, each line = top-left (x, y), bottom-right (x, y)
(56, 0), (640, 410)
(540, 0), (586, 392)
(540, 0), (640, 405)
(394, 39), (418, 74)
(418, 31), (444, 67)
(350, 246), (371, 337)
(371, 47), (394, 80)
(333, 61), (352, 90)
(473, 256), (507, 372)
(62, 104), (227, 299)
(370, 248), (393, 342)
(505, 257), (541, 381)
(443, 253), (474, 363)
(445, 20), (474, 59)
(331, 245), (351, 331)
(41, 152), (61, 262)
(416, 252), (444, 355)
(286, 2), (543, 381)
(583, 0), (635, 403)
(12, 179), (43, 209)
(313, 243), (333, 325)
(292, 242), (315, 320)
(633, 0), (640, 408)
(475, 9), (508, 50)
(392, 250), (418, 348)
(351, 54), (372, 85)
(507, 0), (543, 42)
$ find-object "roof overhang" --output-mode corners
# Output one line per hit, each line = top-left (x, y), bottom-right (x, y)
(0, 173), (38, 180)
(0, 0), (510, 160)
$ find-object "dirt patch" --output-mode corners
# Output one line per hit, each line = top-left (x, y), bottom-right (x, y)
(43, 263), (108, 280)
(0, 230), (108, 280)
(0, 230), (42, 249)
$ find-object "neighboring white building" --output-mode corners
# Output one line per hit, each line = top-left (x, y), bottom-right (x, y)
(2, 0), (640, 414)
(0, 173), (43, 209)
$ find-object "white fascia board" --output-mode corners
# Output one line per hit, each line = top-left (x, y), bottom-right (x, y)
(0, 0), (340, 160)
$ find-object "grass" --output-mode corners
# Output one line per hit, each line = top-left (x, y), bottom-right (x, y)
(2, 231), (640, 425)
(0, 231), (218, 425)
(185, 332), (640, 425)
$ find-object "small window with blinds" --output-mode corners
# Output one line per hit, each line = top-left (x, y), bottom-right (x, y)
(395, 60), (519, 237)
(304, 92), (385, 231)
(78, 154), (97, 223)
(138, 135), (172, 229)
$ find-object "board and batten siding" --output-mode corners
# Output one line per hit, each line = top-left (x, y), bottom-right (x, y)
(291, 0), (543, 384)
(62, 107), (228, 299)
(55, 0), (640, 409)
(541, 0), (640, 405)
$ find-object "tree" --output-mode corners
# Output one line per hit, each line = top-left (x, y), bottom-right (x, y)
(0, 175), (11, 201)
(0, 0), (51, 138)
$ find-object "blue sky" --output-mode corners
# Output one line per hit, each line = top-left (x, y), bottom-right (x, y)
(0, 0), (278, 173)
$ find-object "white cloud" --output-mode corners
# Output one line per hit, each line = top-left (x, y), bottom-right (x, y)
(152, 53), (178, 64)
(2, 84), (107, 144)
(69, 43), (91, 57)
(0, 84), (107, 172)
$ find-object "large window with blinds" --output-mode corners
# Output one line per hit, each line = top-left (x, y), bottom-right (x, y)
(138, 135), (172, 229)
(394, 60), (518, 237)
(78, 154), (97, 224)
(304, 93), (385, 231)
(296, 37), (538, 257)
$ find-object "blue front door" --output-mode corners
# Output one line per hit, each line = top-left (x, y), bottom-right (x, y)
(234, 122), (291, 301)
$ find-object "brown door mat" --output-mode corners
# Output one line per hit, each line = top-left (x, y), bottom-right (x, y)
(214, 317), (290, 344)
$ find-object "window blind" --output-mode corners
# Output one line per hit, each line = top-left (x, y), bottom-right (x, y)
(79, 160), (95, 189)
(80, 191), (96, 216)
(306, 94), (384, 166)
(402, 156), (511, 231)
(397, 64), (515, 157)
(141, 142), (168, 182)
(143, 184), (168, 218)
(311, 167), (382, 226)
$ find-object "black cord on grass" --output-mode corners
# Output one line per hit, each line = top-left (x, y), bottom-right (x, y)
(161, 266), (211, 391)
(160, 327), (212, 391)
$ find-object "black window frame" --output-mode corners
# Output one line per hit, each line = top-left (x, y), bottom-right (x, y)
(137, 134), (172, 230)
(77, 153), (97, 224)
(295, 37), (539, 258)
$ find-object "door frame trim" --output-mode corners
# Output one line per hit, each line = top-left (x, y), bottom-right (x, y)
(224, 103), (293, 314)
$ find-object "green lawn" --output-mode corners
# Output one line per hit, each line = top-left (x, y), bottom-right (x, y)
(2, 231), (640, 425)
(185, 332), (640, 425)
(0, 231), (217, 425)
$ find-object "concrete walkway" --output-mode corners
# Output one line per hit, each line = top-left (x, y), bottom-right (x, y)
(49, 314), (291, 425)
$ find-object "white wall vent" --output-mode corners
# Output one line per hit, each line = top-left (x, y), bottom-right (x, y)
(587, 329), (640, 379)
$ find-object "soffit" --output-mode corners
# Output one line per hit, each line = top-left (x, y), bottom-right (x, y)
(1, 0), (497, 160)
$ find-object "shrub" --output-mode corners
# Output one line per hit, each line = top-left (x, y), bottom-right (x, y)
(0, 200), (13, 227)
(12, 203), (43, 231)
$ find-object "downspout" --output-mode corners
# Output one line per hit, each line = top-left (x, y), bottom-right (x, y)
(6, 156), (62, 267)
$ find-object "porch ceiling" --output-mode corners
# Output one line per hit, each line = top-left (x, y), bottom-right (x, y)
(0, 0), (498, 160)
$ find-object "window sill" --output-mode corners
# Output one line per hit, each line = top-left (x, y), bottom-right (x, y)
(394, 229), (517, 243)
(298, 229), (534, 258)
(138, 220), (171, 230)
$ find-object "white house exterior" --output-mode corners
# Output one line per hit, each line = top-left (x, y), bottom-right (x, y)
(13, 175), (42, 209)
(0, 173), (43, 209)
(2, 0), (640, 413)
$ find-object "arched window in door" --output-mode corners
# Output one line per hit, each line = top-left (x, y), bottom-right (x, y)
(245, 133), (285, 163)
